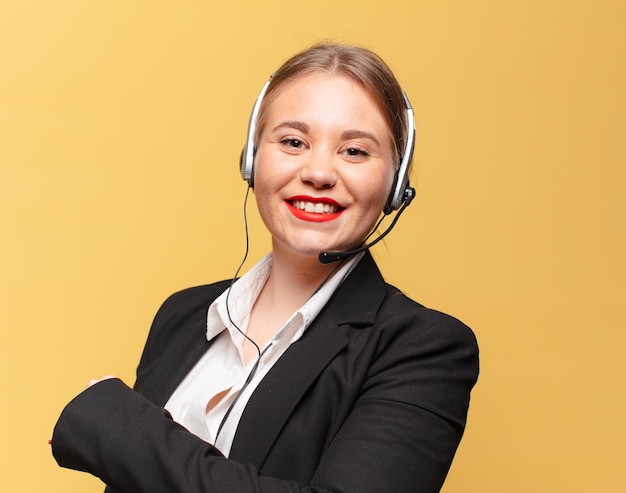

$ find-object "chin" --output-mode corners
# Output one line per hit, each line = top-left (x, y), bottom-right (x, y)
(273, 239), (332, 260)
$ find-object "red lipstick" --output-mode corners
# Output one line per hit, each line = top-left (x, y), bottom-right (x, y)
(286, 196), (344, 222)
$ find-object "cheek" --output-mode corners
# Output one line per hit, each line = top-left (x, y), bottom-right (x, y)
(251, 150), (276, 194)
(251, 151), (288, 221)
(252, 175), (277, 217)
(252, 145), (290, 189)
(359, 168), (396, 211)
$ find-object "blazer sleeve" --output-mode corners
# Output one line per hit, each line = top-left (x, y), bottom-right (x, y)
(51, 303), (479, 493)
(52, 379), (310, 493)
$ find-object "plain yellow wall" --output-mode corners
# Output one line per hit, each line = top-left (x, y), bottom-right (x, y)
(1, 1), (624, 492)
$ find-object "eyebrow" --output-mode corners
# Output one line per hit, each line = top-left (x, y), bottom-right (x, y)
(271, 121), (310, 134)
(341, 130), (381, 147)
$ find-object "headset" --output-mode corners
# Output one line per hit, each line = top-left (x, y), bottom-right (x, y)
(240, 78), (416, 215)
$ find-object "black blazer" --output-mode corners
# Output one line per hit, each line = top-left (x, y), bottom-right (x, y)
(52, 253), (479, 493)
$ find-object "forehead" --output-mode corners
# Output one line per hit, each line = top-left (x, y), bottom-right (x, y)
(271, 72), (375, 105)
(264, 73), (391, 132)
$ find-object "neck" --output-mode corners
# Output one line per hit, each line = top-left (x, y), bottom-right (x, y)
(266, 241), (340, 307)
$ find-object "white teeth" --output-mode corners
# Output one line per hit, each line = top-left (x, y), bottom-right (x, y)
(292, 200), (337, 214)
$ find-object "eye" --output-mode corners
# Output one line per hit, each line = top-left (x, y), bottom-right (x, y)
(341, 145), (371, 160)
(280, 137), (305, 149)
(346, 147), (369, 157)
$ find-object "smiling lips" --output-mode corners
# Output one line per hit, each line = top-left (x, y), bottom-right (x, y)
(286, 196), (345, 222)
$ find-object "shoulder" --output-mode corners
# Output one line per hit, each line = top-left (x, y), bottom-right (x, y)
(378, 284), (478, 355)
(337, 253), (478, 355)
(153, 280), (232, 322)
(137, 280), (232, 363)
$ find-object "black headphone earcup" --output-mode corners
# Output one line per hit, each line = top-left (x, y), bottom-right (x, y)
(240, 149), (254, 188)
(384, 172), (400, 215)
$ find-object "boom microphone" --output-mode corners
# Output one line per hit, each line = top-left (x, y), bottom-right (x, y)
(318, 187), (415, 264)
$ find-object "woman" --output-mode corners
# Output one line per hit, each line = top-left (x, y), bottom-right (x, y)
(52, 43), (479, 493)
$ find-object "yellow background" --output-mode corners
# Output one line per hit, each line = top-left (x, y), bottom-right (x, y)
(1, 1), (624, 492)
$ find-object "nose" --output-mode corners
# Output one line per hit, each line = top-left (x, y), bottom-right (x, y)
(299, 148), (336, 189)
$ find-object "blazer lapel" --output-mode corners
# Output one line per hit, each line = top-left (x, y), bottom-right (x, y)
(229, 252), (388, 466)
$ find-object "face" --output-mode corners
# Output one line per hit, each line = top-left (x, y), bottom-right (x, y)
(253, 73), (396, 261)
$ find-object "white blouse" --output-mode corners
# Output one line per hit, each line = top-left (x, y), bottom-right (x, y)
(165, 252), (363, 456)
